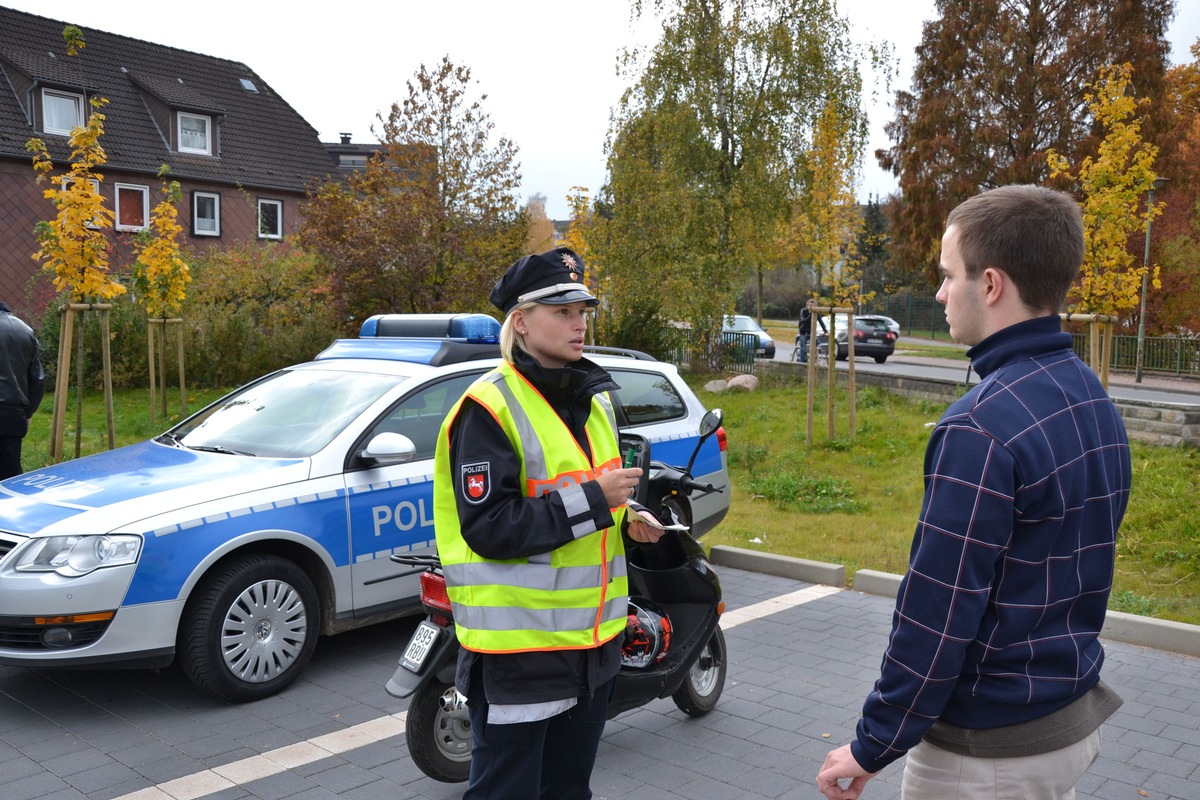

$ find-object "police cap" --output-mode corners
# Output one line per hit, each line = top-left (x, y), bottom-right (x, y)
(489, 247), (598, 314)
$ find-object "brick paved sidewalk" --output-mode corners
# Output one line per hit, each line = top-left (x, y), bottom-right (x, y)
(2, 564), (1197, 800)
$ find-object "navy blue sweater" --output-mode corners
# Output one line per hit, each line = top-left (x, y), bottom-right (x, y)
(852, 316), (1131, 773)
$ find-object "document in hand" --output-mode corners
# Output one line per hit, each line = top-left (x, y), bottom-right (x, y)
(625, 499), (690, 531)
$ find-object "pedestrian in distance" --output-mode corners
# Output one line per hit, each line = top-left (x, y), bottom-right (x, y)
(796, 298), (826, 363)
(0, 301), (45, 480)
(433, 246), (660, 799)
(816, 185), (1132, 800)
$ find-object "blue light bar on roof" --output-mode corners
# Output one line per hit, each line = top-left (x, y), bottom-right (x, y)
(359, 313), (500, 343)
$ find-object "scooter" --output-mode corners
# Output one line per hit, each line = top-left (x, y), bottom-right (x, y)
(385, 409), (728, 783)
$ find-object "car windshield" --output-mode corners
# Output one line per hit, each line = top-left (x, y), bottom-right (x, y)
(169, 368), (403, 458)
(723, 316), (762, 332)
(858, 319), (890, 333)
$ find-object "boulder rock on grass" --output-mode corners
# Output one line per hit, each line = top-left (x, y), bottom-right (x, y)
(727, 374), (759, 392)
(704, 379), (728, 393)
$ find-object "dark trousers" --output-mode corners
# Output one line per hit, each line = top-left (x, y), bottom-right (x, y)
(0, 438), (22, 480)
(463, 674), (612, 800)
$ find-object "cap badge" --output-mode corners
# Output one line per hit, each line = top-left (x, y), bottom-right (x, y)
(561, 253), (582, 280)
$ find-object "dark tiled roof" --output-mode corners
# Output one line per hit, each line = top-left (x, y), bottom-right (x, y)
(0, 5), (337, 192)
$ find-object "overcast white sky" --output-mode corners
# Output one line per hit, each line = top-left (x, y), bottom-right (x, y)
(6, 1), (1198, 219)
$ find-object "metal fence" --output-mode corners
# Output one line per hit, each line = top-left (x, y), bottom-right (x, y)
(671, 330), (758, 374)
(1068, 333), (1200, 377)
(863, 296), (1200, 378)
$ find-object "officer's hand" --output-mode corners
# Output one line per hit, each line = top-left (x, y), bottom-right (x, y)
(597, 467), (642, 508)
(627, 517), (663, 543)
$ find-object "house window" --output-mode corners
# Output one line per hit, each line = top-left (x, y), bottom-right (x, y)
(178, 112), (212, 155)
(192, 192), (221, 237)
(257, 199), (283, 239)
(114, 183), (149, 231)
(60, 176), (102, 228)
(43, 88), (85, 135)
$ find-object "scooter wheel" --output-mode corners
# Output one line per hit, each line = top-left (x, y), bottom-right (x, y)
(671, 625), (727, 716)
(407, 679), (472, 783)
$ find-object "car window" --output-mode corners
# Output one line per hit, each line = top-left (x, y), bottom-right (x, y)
(611, 368), (687, 426)
(173, 368), (401, 458)
(367, 372), (482, 460)
(858, 319), (889, 333)
(722, 316), (760, 332)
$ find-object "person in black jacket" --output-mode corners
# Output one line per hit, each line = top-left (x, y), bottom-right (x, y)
(796, 298), (826, 363)
(437, 247), (659, 800)
(0, 301), (45, 480)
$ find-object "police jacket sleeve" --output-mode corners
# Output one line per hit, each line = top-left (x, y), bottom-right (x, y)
(449, 399), (616, 561)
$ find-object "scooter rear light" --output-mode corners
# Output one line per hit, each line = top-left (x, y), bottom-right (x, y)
(420, 571), (453, 616)
(716, 426), (727, 452)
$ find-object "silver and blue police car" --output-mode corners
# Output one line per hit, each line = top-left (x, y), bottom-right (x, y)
(0, 315), (730, 701)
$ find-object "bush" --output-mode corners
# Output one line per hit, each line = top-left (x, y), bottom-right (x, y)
(35, 242), (342, 390)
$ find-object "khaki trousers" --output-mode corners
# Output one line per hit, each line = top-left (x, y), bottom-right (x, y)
(901, 728), (1101, 800)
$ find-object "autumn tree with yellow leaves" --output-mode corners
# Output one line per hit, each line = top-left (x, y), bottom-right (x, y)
(786, 97), (869, 311)
(132, 168), (191, 419)
(1047, 63), (1161, 317)
(25, 25), (123, 461)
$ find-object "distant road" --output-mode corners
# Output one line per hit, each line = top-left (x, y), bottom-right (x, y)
(777, 338), (1200, 408)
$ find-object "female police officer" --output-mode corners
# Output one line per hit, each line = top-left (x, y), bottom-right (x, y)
(432, 246), (659, 799)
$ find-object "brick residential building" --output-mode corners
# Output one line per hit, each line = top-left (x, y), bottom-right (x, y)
(0, 5), (341, 319)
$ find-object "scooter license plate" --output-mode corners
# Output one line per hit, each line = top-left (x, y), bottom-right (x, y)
(401, 621), (441, 673)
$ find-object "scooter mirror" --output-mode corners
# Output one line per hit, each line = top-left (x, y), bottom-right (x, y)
(686, 409), (723, 476)
(698, 409), (723, 438)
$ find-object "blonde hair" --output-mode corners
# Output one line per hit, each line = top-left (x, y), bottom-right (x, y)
(499, 301), (538, 363)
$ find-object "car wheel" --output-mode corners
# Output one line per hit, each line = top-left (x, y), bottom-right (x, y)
(179, 553), (319, 702)
(671, 626), (726, 716)
(836, 349), (848, 362)
(875, 355), (888, 363)
(407, 679), (472, 783)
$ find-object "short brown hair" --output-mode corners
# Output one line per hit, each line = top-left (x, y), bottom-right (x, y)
(946, 185), (1084, 314)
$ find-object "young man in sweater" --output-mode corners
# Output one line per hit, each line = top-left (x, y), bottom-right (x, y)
(817, 185), (1131, 800)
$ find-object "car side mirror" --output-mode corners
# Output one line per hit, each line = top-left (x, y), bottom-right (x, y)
(359, 432), (417, 467)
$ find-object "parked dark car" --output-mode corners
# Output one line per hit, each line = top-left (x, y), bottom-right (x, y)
(831, 316), (897, 363)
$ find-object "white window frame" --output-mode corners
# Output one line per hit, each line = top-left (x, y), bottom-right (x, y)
(257, 198), (283, 239)
(59, 176), (102, 228)
(192, 191), (221, 237)
(177, 112), (212, 155)
(43, 88), (85, 135)
(114, 183), (150, 232)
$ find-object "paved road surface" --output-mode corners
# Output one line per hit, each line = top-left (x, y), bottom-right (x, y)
(3, 563), (1198, 799)
(779, 337), (1200, 407)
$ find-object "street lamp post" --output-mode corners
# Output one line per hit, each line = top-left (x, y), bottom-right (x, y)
(1134, 177), (1168, 384)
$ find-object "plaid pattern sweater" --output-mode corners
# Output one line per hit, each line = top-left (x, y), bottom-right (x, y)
(852, 316), (1131, 774)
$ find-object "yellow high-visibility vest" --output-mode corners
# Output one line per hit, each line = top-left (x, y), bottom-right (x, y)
(433, 361), (628, 654)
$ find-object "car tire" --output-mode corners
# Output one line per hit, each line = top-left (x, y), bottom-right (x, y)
(407, 679), (472, 783)
(836, 350), (848, 362)
(671, 626), (727, 716)
(875, 355), (888, 363)
(179, 553), (320, 702)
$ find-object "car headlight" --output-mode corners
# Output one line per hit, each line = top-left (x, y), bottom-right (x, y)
(12, 535), (142, 577)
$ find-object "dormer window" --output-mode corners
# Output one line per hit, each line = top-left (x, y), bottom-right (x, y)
(178, 111), (212, 155)
(43, 88), (85, 135)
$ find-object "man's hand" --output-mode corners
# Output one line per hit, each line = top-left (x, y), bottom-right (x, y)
(816, 745), (876, 800)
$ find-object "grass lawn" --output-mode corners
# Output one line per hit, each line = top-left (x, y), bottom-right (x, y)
(17, 376), (1200, 626)
(688, 371), (1200, 626)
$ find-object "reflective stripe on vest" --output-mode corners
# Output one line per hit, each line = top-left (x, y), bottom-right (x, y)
(433, 361), (628, 654)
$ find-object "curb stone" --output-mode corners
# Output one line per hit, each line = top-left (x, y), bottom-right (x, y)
(708, 544), (1200, 658)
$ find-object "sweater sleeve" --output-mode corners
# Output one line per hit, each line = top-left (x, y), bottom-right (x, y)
(448, 399), (615, 561)
(851, 417), (1016, 773)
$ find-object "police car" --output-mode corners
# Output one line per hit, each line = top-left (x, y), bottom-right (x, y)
(0, 314), (730, 702)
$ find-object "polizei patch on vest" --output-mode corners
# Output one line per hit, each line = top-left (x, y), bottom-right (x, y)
(461, 461), (491, 505)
